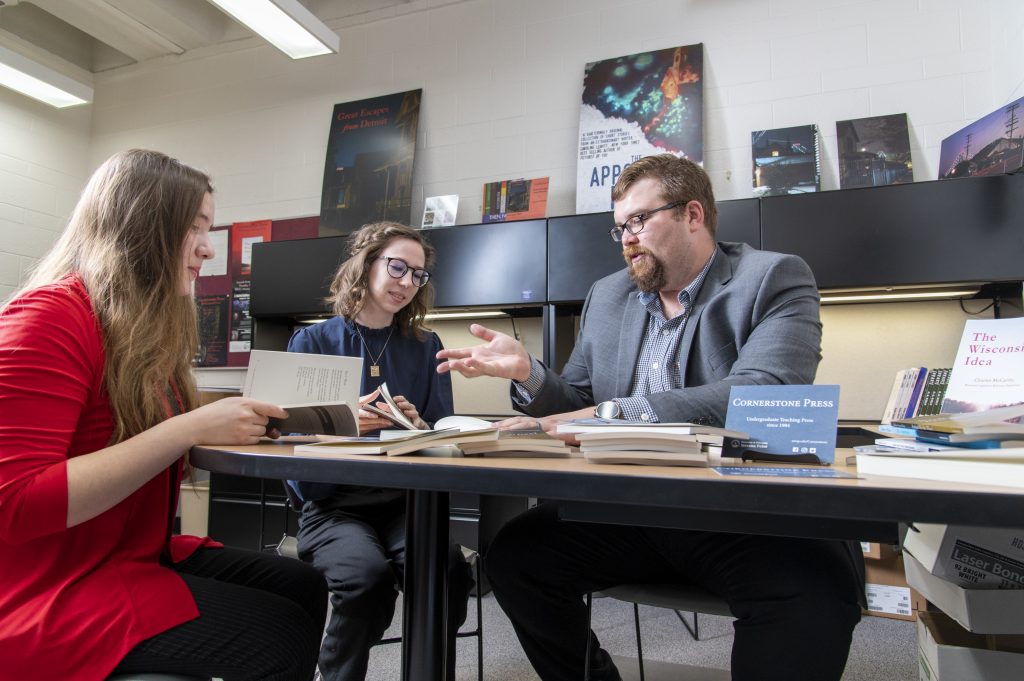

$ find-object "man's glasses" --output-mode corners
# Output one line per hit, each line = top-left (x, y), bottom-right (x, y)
(609, 200), (685, 242)
(380, 256), (431, 287)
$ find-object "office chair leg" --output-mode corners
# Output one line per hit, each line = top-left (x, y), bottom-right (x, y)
(378, 549), (485, 681)
(453, 548), (484, 681)
(632, 602), (645, 681)
(584, 592), (593, 681)
(474, 555), (483, 681)
(675, 609), (699, 641)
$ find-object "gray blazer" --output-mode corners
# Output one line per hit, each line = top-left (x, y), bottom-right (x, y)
(517, 242), (822, 426)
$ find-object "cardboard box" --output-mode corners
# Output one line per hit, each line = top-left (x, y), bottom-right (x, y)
(862, 541), (899, 560)
(905, 552), (1024, 634)
(864, 552), (926, 621)
(179, 481), (210, 537)
(917, 611), (1024, 680)
(905, 523), (1024, 590)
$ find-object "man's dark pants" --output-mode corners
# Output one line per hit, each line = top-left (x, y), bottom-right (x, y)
(486, 502), (864, 681)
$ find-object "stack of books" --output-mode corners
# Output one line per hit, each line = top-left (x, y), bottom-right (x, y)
(856, 404), (1024, 488)
(458, 426), (577, 458)
(860, 318), (1024, 488)
(880, 367), (951, 424)
(556, 418), (747, 466)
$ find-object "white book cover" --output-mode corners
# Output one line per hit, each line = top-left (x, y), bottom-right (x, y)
(942, 318), (1024, 413)
(243, 350), (362, 435)
(421, 195), (458, 229)
(243, 350), (361, 405)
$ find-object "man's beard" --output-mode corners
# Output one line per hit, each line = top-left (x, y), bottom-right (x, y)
(623, 246), (665, 293)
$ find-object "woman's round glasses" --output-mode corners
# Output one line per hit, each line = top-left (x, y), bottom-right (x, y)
(380, 256), (431, 287)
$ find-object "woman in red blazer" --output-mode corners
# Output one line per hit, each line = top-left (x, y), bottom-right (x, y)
(0, 149), (327, 681)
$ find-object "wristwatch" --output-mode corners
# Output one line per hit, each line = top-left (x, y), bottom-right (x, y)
(595, 400), (623, 419)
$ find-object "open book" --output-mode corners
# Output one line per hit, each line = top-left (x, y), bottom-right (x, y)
(298, 415), (578, 458)
(362, 382), (417, 429)
(295, 418), (499, 457)
(244, 350), (362, 436)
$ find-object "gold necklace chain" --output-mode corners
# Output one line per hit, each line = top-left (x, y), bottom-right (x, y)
(354, 323), (395, 377)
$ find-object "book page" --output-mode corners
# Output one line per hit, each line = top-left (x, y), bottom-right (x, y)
(375, 382), (416, 429)
(244, 350), (362, 406)
(434, 415), (497, 431)
(270, 403), (357, 436)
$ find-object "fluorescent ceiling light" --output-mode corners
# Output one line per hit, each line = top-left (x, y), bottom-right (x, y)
(297, 310), (509, 324)
(0, 45), (91, 108)
(207, 0), (340, 59)
(425, 311), (509, 321)
(820, 286), (981, 304)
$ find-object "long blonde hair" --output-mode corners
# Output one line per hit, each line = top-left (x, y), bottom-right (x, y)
(24, 149), (210, 443)
(328, 221), (436, 340)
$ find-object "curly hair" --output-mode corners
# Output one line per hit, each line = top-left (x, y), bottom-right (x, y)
(327, 221), (436, 340)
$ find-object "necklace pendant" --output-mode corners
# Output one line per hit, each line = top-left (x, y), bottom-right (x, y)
(370, 365), (380, 377)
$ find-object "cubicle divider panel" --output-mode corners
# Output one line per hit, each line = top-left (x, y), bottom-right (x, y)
(250, 236), (346, 317)
(760, 173), (1024, 289)
(545, 199), (761, 305)
(546, 211), (623, 304)
(715, 197), (762, 249)
(425, 220), (547, 308)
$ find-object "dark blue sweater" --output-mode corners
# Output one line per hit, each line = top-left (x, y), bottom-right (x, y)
(286, 316), (454, 504)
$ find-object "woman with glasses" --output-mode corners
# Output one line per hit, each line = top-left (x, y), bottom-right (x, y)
(286, 221), (471, 681)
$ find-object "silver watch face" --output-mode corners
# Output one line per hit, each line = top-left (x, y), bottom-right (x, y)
(596, 400), (620, 419)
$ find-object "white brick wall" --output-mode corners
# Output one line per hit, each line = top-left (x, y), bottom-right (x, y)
(0, 87), (91, 301)
(1, 0), (1022, 311)
(76, 0), (1024, 228)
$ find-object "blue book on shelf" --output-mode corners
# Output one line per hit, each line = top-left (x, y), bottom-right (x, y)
(903, 367), (928, 418)
(877, 424), (917, 437)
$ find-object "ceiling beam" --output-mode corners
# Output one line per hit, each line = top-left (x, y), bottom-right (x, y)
(104, 0), (234, 52)
(29, 0), (185, 63)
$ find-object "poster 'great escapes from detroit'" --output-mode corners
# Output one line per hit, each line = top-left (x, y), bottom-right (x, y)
(576, 44), (704, 214)
(319, 89), (422, 236)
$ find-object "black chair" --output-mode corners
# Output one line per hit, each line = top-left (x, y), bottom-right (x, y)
(279, 483), (485, 681)
(107, 671), (208, 675)
(584, 582), (733, 681)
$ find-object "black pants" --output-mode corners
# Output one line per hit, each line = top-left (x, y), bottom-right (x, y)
(112, 546), (327, 681)
(297, 494), (474, 681)
(486, 503), (864, 681)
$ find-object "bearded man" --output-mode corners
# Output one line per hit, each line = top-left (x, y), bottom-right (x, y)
(437, 153), (865, 681)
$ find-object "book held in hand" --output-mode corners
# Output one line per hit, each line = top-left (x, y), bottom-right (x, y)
(361, 382), (417, 429)
(243, 350), (362, 436)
